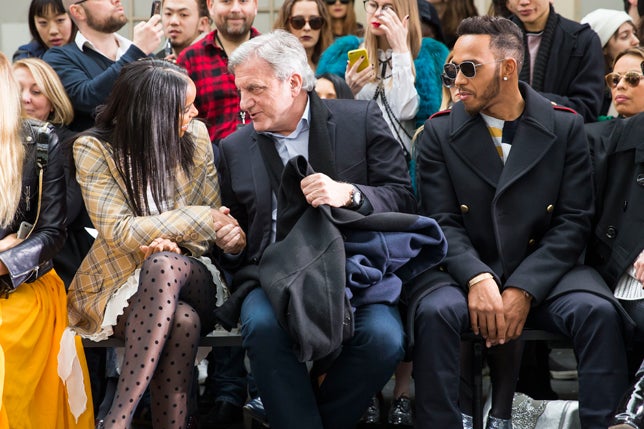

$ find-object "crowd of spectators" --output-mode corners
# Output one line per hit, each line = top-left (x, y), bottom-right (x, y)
(3, 1), (644, 429)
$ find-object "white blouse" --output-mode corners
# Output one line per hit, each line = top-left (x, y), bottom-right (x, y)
(355, 48), (419, 155)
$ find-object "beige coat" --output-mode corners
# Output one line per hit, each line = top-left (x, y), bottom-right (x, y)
(68, 121), (220, 337)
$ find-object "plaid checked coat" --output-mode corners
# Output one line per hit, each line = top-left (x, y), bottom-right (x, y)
(67, 121), (221, 337)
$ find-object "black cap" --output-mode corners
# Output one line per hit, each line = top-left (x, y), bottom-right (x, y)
(417, 0), (445, 44)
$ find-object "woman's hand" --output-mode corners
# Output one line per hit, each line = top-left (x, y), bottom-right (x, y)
(211, 206), (246, 254)
(139, 237), (181, 259)
(345, 57), (376, 96)
(0, 233), (23, 253)
(376, 8), (409, 53)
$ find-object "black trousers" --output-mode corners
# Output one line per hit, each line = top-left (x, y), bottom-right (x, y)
(413, 280), (629, 428)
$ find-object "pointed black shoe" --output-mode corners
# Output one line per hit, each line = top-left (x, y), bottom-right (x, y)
(610, 375), (644, 429)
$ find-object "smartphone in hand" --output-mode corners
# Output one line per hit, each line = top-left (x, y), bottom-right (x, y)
(348, 48), (369, 72)
(150, 0), (161, 17)
(16, 221), (33, 239)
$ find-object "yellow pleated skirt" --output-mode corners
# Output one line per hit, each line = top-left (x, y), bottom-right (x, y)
(0, 270), (94, 429)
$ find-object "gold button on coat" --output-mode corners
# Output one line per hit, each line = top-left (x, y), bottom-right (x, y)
(460, 204), (469, 214)
(528, 239), (536, 246)
(546, 204), (554, 213)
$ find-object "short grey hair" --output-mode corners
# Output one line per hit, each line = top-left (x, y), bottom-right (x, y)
(228, 30), (316, 92)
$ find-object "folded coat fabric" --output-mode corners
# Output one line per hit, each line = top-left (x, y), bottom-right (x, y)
(214, 156), (448, 362)
(344, 222), (444, 308)
(258, 156), (447, 361)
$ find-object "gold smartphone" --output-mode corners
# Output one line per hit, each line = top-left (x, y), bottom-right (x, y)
(348, 48), (369, 72)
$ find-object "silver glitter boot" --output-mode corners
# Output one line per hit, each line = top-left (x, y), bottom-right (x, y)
(486, 415), (512, 429)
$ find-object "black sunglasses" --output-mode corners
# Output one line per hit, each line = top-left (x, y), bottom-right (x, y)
(325, 0), (351, 4)
(605, 71), (644, 88)
(443, 59), (503, 80)
(289, 15), (324, 30)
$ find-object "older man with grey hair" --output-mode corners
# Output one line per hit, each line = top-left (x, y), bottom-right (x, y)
(214, 30), (433, 429)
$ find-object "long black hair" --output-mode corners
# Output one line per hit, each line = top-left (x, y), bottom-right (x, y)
(89, 59), (196, 216)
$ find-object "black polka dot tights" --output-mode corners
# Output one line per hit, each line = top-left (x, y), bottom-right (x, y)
(106, 252), (217, 429)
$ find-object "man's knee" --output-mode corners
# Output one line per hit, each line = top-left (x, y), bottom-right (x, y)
(415, 286), (468, 329)
(571, 293), (622, 328)
(353, 304), (405, 361)
(546, 292), (626, 346)
(240, 289), (284, 348)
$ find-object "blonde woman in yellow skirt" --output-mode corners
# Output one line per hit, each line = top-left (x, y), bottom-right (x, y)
(0, 51), (93, 429)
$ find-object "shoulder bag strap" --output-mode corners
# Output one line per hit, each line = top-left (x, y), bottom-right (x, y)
(23, 122), (51, 240)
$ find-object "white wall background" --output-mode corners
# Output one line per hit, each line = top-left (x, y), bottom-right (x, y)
(0, 0), (625, 58)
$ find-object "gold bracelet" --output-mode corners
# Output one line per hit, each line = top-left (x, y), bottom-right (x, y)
(468, 273), (494, 290)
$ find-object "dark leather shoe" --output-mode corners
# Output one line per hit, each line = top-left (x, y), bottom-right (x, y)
(203, 400), (243, 428)
(388, 395), (413, 426)
(360, 393), (381, 424)
(610, 374), (644, 429)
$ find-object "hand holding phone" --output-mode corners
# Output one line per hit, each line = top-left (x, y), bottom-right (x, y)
(150, 0), (161, 17)
(133, 2), (164, 55)
(348, 48), (369, 73)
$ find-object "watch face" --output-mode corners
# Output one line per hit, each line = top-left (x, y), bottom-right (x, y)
(352, 189), (362, 206)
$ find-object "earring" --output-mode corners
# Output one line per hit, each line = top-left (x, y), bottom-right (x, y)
(503, 76), (508, 81)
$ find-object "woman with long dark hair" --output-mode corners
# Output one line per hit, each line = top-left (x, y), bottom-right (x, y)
(69, 58), (245, 429)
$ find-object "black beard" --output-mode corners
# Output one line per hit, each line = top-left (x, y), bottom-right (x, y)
(464, 67), (502, 115)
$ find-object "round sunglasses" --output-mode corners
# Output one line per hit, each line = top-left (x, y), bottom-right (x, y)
(605, 71), (644, 89)
(325, 0), (351, 4)
(289, 15), (324, 30)
(443, 59), (503, 80)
